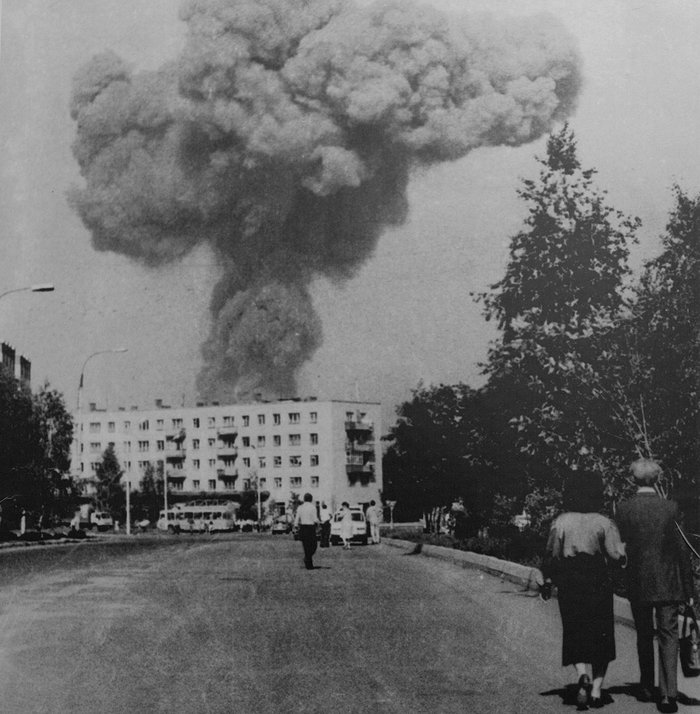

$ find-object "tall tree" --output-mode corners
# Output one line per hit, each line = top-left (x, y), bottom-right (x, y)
(478, 124), (640, 500)
(94, 443), (124, 517)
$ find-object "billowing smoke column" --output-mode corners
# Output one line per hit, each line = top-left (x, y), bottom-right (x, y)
(69, 0), (581, 401)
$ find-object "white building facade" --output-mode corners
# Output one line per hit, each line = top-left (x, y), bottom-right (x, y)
(72, 398), (382, 514)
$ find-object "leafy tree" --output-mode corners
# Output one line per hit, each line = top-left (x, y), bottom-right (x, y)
(477, 124), (640, 503)
(94, 443), (124, 518)
(133, 462), (165, 523)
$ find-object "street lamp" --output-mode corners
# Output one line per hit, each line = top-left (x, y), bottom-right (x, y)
(0, 283), (55, 302)
(75, 348), (128, 490)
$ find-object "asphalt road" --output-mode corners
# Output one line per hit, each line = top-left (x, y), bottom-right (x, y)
(0, 534), (695, 714)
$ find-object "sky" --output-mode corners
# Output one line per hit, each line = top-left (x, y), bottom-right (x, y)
(1, 0), (700, 431)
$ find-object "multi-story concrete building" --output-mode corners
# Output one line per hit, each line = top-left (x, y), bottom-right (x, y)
(72, 398), (382, 515)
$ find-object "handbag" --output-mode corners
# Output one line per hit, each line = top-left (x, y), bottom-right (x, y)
(680, 607), (700, 678)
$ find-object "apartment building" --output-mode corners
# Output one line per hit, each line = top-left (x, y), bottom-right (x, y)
(72, 398), (382, 514)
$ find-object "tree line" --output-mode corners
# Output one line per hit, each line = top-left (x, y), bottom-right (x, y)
(383, 126), (699, 538)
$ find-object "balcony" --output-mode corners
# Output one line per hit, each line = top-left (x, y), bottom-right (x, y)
(217, 445), (238, 459)
(345, 420), (373, 432)
(217, 467), (238, 479)
(165, 448), (186, 461)
(217, 426), (238, 440)
(346, 441), (375, 452)
(165, 428), (186, 443)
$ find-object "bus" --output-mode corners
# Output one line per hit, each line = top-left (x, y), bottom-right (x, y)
(157, 500), (237, 534)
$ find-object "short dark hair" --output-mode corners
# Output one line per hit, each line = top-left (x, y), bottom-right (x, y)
(562, 470), (604, 513)
(303, 492), (313, 502)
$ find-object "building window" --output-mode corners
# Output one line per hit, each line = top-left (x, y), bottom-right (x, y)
(193, 459), (200, 469)
(90, 442), (101, 453)
(311, 476), (319, 488)
(274, 477), (282, 489)
(123, 441), (131, 452)
(290, 476), (302, 488)
(259, 477), (267, 488)
(124, 461), (131, 471)
(208, 480), (216, 490)
(346, 411), (354, 420)
(208, 438), (215, 448)
(258, 456), (266, 468)
(273, 435), (281, 447)
(171, 418), (182, 429)
(193, 418), (200, 428)
(208, 417), (216, 428)
(89, 422), (101, 433)
(273, 456), (281, 467)
(123, 420), (131, 432)
(193, 480), (200, 490)
(156, 440), (165, 451)
(289, 455), (301, 467)
(156, 419), (164, 430)
(242, 436), (250, 447)
(257, 435), (265, 448)
(288, 412), (300, 424)
(107, 421), (115, 433)
(138, 460), (149, 471)
(310, 433), (318, 445)
(139, 420), (149, 431)
(242, 415), (250, 427)
(223, 416), (234, 426)
(288, 434), (301, 446)
(310, 411), (317, 424)
(172, 480), (184, 492)
(242, 457), (250, 467)
(258, 414), (265, 426)
(208, 459), (216, 468)
(138, 440), (149, 452)
(310, 455), (319, 467)
(192, 439), (200, 450)
(273, 413), (281, 425)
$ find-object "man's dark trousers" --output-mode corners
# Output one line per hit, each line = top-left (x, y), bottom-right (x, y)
(300, 524), (317, 569)
(631, 602), (680, 698)
(320, 521), (331, 548)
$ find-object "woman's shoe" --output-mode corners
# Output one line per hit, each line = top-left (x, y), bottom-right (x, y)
(576, 674), (591, 708)
(589, 695), (604, 708)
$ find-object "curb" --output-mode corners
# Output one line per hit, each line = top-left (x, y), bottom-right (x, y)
(383, 537), (635, 628)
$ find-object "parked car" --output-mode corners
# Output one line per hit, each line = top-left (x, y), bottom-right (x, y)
(330, 507), (368, 545)
(90, 511), (114, 532)
(271, 517), (292, 535)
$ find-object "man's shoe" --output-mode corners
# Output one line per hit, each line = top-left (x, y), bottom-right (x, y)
(657, 696), (678, 714)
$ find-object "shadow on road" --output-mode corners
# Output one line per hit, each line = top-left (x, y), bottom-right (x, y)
(540, 682), (700, 710)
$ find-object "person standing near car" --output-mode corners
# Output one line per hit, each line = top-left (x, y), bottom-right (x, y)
(319, 502), (332, 548)
(366, 500), (381, 544)
(294, 493), (319, 570)
(617, 458), (695, 714)
(339, 502), (353, 549)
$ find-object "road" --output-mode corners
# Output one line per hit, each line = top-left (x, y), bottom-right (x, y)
(0, 534), (694, 713)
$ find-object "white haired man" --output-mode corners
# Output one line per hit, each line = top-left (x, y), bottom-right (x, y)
(617, 458), (695, 714)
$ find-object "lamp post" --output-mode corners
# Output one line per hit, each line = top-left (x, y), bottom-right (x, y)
(75, 348), (128, 492)
(0, 283), (55, 302)
(125, 476), (131, 535)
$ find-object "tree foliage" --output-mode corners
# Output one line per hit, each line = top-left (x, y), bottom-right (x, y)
(94, 443), (124, 517)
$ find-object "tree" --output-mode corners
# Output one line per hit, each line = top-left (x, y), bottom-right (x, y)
(477, 124), (640, 502)
(133, 462), (164, 523)
(94, 443), (124, 518)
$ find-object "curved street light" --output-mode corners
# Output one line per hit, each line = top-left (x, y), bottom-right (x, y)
(0, 284), (55, 302)
(75, 348), (128, 489)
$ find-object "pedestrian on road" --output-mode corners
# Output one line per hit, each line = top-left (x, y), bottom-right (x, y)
(294, 493), (319, 570)
(366, 500), (381, 544)
(542, 470), (626, 709)
(319, 502), (332, 548)
(339, 502), (353, 549)
(617, 458), (696, 714)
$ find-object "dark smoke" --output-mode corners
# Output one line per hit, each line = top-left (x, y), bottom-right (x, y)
(69, 0), (582, 401)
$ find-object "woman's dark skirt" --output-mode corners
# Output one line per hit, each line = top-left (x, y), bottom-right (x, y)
(555, 553), (615, 666)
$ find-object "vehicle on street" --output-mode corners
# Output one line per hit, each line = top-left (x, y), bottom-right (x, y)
(90, 511), (114, 532)
(156, 500), (236, 534)
(330, 507), (368, 545)
(271, 517), (292, 535)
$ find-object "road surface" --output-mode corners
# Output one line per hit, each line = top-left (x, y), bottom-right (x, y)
(0, 534), (694, 713)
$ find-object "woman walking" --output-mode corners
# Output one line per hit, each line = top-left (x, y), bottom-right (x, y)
(542, 471), (626, 708)
(339, 502), (353, 549)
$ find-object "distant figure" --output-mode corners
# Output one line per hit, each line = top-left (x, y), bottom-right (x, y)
(617, 458), (695, 714)
(542, 471), (626, 709)
(294, 493), (319, 570)
(319, 502), (332, 548)
(366, 500), (381, 544)
(451, 498), (468, 541)
(339, 502), (353, 549)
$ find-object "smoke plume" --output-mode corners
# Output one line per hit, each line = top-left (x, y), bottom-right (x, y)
(69, 0), (581, 401)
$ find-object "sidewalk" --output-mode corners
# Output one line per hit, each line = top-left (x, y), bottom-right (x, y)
(383, 536), (700, 705)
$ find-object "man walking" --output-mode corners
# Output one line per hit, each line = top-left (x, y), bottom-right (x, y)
(617, 458), (695, 714)
(319, 502), (332, 548)
(294, 493), (319, 570)
(366, 500), (381, 544)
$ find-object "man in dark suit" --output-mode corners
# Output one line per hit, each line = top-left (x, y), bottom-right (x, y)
(617, 458), (695, 714)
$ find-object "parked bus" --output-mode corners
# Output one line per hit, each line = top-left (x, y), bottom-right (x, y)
(157, 500), (237, 534)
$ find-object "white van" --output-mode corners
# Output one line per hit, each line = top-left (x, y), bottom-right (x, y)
(90, 511), (114, 532)
(330, 507), (368, 545)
